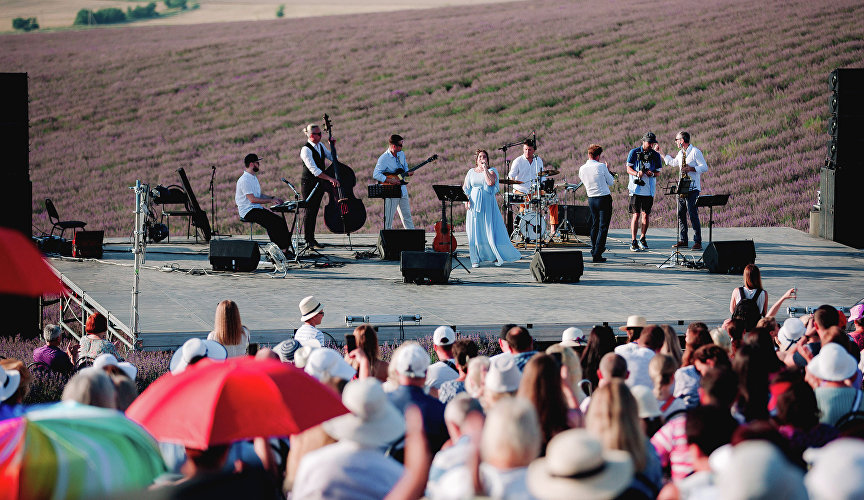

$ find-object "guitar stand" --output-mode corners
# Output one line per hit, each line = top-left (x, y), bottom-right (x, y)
(433, 185), (470, 276)
(208, 166), (232, 239)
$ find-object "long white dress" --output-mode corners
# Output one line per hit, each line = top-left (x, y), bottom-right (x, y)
(462, 167), (522, 266)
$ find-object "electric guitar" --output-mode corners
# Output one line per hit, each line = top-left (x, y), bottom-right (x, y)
(379, 154), (438, 185)
(432, 198), (457, 253)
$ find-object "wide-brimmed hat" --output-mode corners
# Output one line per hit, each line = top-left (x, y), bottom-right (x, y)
(527, 428), (633, 500)
(274, 339), (301, 363)
(322, 378), (405, 448)
(630, 385), (662, 419)
(485, 354), (522, 393)
(433, 326), (455, 346)
(304, 348), (356, 382)
(716, 440), (806, 500)
(93, 353), (137, 380)
(393, 343), (430, 378)
(169, 338), (228, 374)
(618, 315), (647, 332)
(561, 327), (586, 347)
(777, 318), (806, 350)
(804, 438), (864, 500)
(299, 296), (324, 322)
(294, 344), (318, 369)
(0, 366), (21, 402)
(806, 343), (858, 382)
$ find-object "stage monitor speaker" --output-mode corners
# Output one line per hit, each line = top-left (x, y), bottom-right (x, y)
(378, 229), (425, 261)
(702, 240), (756, 274)
(530, 249), (583, 283)
(209, 240), (260, 272)
(400, 251), (451, 284)
(559, 205), (591, 236)
(72, 230), (104, 259)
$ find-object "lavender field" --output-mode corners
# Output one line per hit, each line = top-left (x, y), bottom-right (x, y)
(2, 0), (863, 237)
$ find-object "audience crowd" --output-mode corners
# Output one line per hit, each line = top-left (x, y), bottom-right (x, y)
(3, 280), (864, 500)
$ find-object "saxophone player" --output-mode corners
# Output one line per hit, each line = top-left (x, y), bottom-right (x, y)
(657, 131), (708, 250)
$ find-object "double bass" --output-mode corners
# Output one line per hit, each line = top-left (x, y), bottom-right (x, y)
(321, 114), (366, 234)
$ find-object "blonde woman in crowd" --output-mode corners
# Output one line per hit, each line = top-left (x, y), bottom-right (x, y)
(649, 354), (687, 420)
(659, 325), (683, 368)
(207, 300), (250, 358)
(464, 356), (490, 399)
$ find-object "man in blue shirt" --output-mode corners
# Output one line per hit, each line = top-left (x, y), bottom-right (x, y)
(626, 132), (663, 252)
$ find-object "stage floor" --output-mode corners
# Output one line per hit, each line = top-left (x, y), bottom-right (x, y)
(48, 227), (864, 350)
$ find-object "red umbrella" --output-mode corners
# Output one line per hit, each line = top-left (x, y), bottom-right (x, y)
(126, 356), (348, 449)
(0, 227), (66, 297)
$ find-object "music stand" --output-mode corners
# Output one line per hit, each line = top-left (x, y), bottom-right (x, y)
(367, 184), (403, 231)
(659, 179), (694, 268)
(432, 184), (470, 275)
(696, 194), (730, 243)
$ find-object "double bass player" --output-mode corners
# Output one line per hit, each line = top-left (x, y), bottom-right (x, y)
(299, 123), (340, 250)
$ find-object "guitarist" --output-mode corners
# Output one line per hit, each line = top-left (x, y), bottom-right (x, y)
(372, 134), (415, 229)
(299, 123), (340, 250)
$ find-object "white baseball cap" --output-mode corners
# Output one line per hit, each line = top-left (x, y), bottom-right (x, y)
(433, 326), (456, 346)
(93, 353), (138, 380)
(393, 343), (430, 378)
(561, 327), (586, 347)
(304, 348), (356, 382)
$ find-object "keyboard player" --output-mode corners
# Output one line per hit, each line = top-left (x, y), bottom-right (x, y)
(235, 153), (293, 255)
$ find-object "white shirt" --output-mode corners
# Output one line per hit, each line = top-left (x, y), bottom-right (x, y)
(578, 159), (615, 197)
(293, 441), (404, 500)
(425, 361), (459, 390)
(508, 155), (544, 195)
(300, 142), (333, 177)
(373, 149), (409, 197)
(235, 171), (261, 218)
(730, 286), (767, 315)
(618, 345), (656, 390)
(663, 144), (708, 192)
(295, 323), (325, 346)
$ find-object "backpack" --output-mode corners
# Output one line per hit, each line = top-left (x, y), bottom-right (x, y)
(733, 287), (763, 330)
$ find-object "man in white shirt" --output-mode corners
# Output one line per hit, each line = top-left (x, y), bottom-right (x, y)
(372, 134), (415, 229)
(507, 140), (544, 197)
(234, 153), (291, 253)
(578, 144), (616, 263)
(295, 295), (326, 346)
(299, 124), (340, 250)
(425, 326), (459, 391)
(657, 131), (709, 251)
(618, 325), (665, 390)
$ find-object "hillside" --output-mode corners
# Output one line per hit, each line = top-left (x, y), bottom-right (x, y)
(2, 0), (863, 238)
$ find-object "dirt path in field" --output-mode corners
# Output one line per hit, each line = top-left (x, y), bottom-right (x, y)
(1, 0), (523, 29)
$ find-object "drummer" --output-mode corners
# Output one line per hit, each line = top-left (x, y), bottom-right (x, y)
(508, 139), (545, 197)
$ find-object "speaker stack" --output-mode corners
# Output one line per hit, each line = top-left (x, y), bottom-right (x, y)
(820, 68), (864, 248)
(377, 229), (425, 260)
(529, 249), (583, 283)
(702, 240), (756, 274)
(400, 251), (451, 284)
(209, 240), (261, 272)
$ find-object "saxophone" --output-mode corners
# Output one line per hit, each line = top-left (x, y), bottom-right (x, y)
(679, 145), (691, 199)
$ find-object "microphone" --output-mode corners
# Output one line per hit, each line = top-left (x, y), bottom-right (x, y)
(281, 178), (299, 196)
(211, 165), (216, 171)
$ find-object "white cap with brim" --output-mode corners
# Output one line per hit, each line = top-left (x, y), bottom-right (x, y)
(93, 353), (138, 380)
(322, 378), (405, 448)
(304, 348), (356, 382)
(527, 428), (633, 500)
(433, 326), (455, 346)
(804, 438), (864, 500)
(0, 367), (21, 402)
(561, 327), (586, 347)
(777, 318), (806, 350)
(485, 354), (522, 393)
(393, 343), (430, 378)
(806, 343), (858, 382)
(169, 338), (228, 374)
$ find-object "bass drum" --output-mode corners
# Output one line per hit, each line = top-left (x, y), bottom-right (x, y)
(518, 210), (547, 241)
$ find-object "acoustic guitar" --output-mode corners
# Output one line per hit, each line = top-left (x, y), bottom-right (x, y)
(379, 154), (438, 185)
(432, 198), (457, 253)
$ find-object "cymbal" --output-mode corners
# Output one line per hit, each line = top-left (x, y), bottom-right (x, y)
(537, 169), (560, 177)
(500, 179), (525, 185)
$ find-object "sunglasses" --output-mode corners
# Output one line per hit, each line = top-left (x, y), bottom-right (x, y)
(311, 132), (322, 136)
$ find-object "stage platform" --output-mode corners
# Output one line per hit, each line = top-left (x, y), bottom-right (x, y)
(48, 227), (864, 351)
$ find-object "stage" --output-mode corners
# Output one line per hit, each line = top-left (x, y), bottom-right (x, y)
(48, 227), (864, 351)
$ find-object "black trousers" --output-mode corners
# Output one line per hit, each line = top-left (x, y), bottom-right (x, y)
(588, 194), (613, 258)
(242, 208), (291, 251)
(301, 176), (326, 244)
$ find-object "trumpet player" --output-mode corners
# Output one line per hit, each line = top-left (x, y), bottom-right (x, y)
(657, 131), (708, 250)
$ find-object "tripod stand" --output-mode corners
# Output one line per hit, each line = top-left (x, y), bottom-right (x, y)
(432, 184), (470, 274)
(658, 178), (693, 268)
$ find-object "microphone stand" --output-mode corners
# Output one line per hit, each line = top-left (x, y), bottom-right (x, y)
(209, 166), (230, 238)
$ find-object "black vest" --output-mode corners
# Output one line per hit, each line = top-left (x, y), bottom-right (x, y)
(303, 143), (326, 180)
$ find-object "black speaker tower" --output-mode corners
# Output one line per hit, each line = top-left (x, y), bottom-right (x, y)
(820, 69), (864, 249)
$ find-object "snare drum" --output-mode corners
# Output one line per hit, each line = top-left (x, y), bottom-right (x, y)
(517, 210), (548, 240)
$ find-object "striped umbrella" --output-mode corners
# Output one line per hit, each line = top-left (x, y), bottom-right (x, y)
(0, 402), (166, 500)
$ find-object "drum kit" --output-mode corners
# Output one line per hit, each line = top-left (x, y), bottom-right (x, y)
(503, 169), (576, 246)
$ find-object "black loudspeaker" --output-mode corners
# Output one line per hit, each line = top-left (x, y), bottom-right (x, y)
(209, 240), (260, 272)
(72, 230), (104, 258)
(530, 249), (583, 283)
(378, 229), (425, 260)
(400, 251), (451, 284)
(559, 205), (591, 236)
(702, 240), (756, 274)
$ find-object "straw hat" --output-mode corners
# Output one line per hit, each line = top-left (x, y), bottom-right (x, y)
(322, 378), (405, 448)
(561, 327), (586, 347)
(93, 353), (138, 380)
(527, 428), (634, 500)
(299, 296), (324, 322)
(618, 315), (647, 332)
(806, 343), (858, 382)
(485, 354), (522, 393)
(169, 338), (228, 374)
(630, 385), (662, 419)
(304, 348), (356, 382)
(777, 318), (806, 350)
(0, 366), (21, 402)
